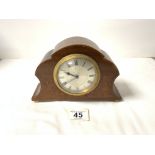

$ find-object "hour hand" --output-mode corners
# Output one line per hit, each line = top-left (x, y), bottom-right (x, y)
(62, 70), (79, 78)
(66, 72), (79, 78)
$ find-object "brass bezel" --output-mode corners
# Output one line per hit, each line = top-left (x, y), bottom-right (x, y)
(53, 54), (100, 96)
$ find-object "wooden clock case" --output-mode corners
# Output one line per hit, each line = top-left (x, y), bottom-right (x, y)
(32, 37), (121, 102)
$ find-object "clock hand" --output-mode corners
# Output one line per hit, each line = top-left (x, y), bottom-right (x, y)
(65, 75), (79, 84)
(67, 72), (79, 78)
(61, 70), (79, 78)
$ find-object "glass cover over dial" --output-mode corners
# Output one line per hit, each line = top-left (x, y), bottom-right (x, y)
(53, 54), (100, 96)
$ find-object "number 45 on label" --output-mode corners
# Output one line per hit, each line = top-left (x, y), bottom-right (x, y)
(68, 109), (90, 121)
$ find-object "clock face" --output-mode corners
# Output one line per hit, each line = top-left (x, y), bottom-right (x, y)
(53, 54), (100, 96)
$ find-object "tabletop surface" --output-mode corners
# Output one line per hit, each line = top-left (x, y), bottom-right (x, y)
(0, 58), (155, 134)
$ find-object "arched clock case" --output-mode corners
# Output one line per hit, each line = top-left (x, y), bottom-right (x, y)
(32, 37), (121, 102)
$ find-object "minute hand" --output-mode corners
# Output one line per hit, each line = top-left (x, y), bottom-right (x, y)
(66, 76), (78, 83)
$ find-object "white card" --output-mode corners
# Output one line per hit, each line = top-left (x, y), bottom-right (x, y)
(68, 109), (90, 121)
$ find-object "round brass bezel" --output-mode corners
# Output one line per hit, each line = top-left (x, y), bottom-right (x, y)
(53, 54), (100, 96)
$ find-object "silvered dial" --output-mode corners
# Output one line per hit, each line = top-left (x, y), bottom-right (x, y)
(53, 54), (100, 95)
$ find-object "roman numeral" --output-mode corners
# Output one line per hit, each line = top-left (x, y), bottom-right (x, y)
(89, 74), (95, 77)
(62, 82), (67, 85)
(60, 69), (66, 72)
(75, 60), (78, 65)
(88, 80), (93, 84)
(82, 61), (86, 67)
(87, 66), (93, 71)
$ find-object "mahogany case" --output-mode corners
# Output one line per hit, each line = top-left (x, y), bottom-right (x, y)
(32, 37), (121, 102)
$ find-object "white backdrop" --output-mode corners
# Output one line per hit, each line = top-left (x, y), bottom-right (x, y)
(0, 19), (155, 59)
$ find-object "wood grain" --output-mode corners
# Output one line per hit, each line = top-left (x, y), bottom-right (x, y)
(32, 37), (121, 102)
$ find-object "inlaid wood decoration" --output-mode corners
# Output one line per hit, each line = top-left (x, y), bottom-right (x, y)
(32, 37), (121, 102)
